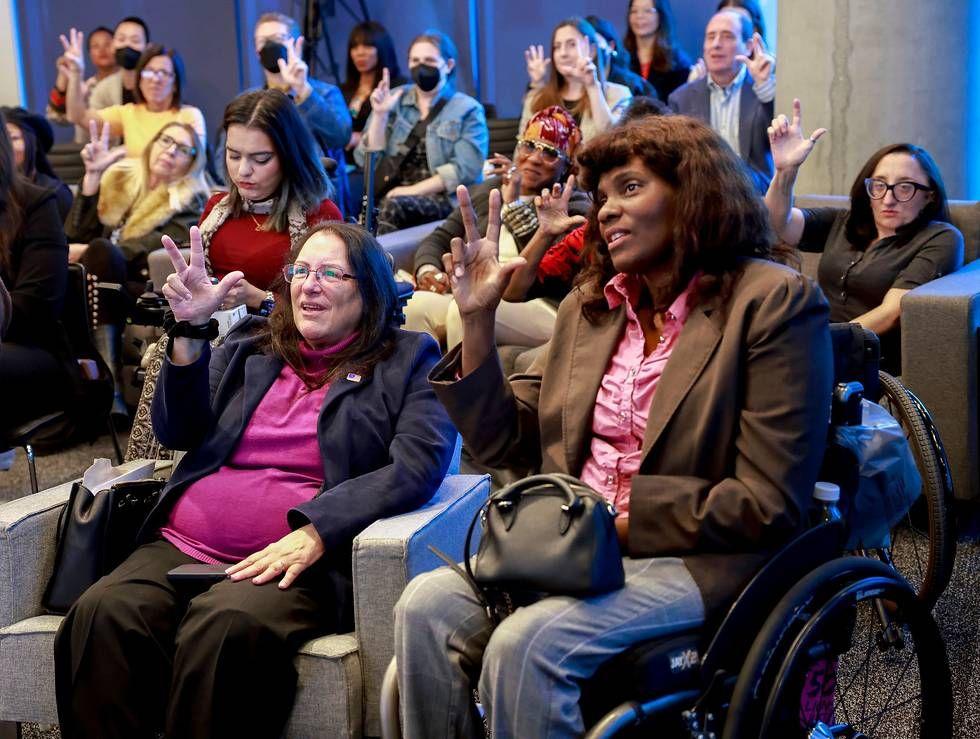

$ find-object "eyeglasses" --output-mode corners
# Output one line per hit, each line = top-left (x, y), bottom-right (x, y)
(629, 6), (658, 16)
(283, 263), (358, 284)
(140, 68), (175, 81)
(516, 138), (566, 164)
(864, 178), (933, 203)
(156, 134), (196, 158)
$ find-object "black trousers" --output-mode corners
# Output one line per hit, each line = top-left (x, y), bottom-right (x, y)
(54, 539), (335, 739)
(0, 342), (71, 433)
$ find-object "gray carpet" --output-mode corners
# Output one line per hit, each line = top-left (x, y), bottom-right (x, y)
(3, 436), (978, 737)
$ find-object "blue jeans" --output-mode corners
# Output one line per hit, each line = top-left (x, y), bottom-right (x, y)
(394, 556), (705, 738)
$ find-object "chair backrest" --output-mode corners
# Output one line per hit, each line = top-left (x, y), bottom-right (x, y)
(48, 142), (85, 184)
(794, 194), (980, 265)
(487, 118), (521, 159)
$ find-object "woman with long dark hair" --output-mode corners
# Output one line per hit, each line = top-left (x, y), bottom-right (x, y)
(521, 17), (632, 143)
(55, 221), (456, 738)
(766, 99), (964, 372)
(623, 0), (692, 100)
(197, 89), (342, 312)
(2, 107), (73, 219)
(356, 29), (487, 234)
(0, 112), (73, 434)
(340, 21), (406, 150)
(394, 114), (833, 736)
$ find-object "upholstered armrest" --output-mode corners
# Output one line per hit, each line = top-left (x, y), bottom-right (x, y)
(901, 260), (980, 501)
(0, 459), (175, 629)
(376, 220), (445, 274)
(352, 472), (490, 735)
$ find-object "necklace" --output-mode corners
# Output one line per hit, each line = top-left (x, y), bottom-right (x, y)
(249, 212), (264, 231)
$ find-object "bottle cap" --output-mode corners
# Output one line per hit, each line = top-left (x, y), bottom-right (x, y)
(813, 482), (840, 503)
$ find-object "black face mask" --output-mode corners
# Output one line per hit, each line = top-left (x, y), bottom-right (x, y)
(114, 47), (142, 70)
(411, 63), (442, 93)
(259, 41), (288, 73)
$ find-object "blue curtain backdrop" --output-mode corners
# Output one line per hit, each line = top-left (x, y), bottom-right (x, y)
(15, 0), (732, 145)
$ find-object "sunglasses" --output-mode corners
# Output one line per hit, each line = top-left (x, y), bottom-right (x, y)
(516, 138), (566, 164)
(283, 263), (358, 284)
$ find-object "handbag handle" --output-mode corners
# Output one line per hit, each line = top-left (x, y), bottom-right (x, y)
(493, 473), (586, 534)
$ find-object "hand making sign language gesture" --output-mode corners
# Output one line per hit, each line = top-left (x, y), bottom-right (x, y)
(524, 44), (551, 89)
(370, 67), (404, 115)
(565, 38), (599, 89)
(276, 36), (312, 99)
(735, 32), (775, 84)
(534, 174), (586, 238)
(57, 27), (85, 78)
(160, 226), (243, 328)
(767, 98), (827, 172)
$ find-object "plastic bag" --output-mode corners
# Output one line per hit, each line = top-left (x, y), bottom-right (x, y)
(835, 399), (922, 550)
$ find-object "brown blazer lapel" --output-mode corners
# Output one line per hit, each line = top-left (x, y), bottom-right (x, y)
(641, 307), (723, 458)
(562, 306), (626, 475)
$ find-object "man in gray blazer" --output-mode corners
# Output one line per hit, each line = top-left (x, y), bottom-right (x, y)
(668, 10), (775, 185)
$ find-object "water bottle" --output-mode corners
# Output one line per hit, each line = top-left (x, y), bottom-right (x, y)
(811, 482), (843, 527)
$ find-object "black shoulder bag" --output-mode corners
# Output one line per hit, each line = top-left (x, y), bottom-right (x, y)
(373, 96), (449, 199)
(431, 473), (625, 624)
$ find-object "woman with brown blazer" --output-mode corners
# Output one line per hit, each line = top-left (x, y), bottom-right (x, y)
(393, 115), (834, 738)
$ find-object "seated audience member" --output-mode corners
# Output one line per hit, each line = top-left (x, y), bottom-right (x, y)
(62, 33), (206, 158)
(585, 15), (658, 99)
(405, 106), (588, 348)
(84, 17), (151, 115)
(766, 99), (964, 374)
(624, 0), (692, 101)
(521, 18), (632, 144)
(55, 222), (456, 739)
(356, 30), (487, 234)
(65, 120), (210, 416)
(668, 10), (775, 182)
(341, 21), (406, 152)
(0, 113), (73, 434)
(688, 1), (775, 84)
(253, 12), (353, 214)
(1, 107), (73, 219)
(394, 114), (833, 737)
(46, 24), (117, 143)
(199, 89), (341, 312)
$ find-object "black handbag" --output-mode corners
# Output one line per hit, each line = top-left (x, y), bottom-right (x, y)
(43, 478), (165, 614)
(372, 96), (449, 199)
(433, 473), (625, 623)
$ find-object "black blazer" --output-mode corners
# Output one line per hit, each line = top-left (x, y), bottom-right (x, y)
(141, 318), (457, 628)
(668, 75), (774, 182)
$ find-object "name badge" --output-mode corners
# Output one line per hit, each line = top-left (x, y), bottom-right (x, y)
(346, 372), (362, 383)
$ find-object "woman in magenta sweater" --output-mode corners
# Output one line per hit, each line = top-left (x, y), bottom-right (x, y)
(54, 222), (456, 739)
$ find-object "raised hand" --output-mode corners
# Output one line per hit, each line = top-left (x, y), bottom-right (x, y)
(535, 175), (587, 237)
(160, 226), (244, 325)
(80, 120), (126, 174)
(524, 45), (551, 88)
(58, 28), (85, 77)
(370, 67), (404, 115)
(736, 32), (775, 83)
(687, 58), (706, 83)
(566, 40), (598, 88)
(277, 36), (310, 97)
(496, 154), (521, 203)
(443, 186), (526, 317)
(767, 98), (827, 171)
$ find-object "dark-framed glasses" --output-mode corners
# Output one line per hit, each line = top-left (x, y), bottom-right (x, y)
(864, 178), (933, 203)
(283, 263), (357, 284)
(156, 134), (196, 158)
(516, 138), (565, 163)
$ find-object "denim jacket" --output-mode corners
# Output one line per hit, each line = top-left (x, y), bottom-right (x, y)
(355, 86), (488, 192)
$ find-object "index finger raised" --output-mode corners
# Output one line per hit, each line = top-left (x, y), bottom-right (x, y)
(485, 188), (502, 244)
(160, 234), (189, 273)
(457, 185), (480, 244)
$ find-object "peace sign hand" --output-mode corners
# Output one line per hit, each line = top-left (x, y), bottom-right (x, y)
(736, 32), (775, 84)
(443, 186), (526, 317)
(277, 36), (310, 97)
(535, 175), (587, 237)
(767, 98), (827, 172)
(80, 120), (126, 174)
(566, 41), (599, 88)
(58, 28), (85, 77)
(370, 67), (404, 115)
(160, 226), (244, 325)
(524, 45), (551, 88)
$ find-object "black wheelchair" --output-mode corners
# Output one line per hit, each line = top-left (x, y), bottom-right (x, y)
(379, 325), (954, 739)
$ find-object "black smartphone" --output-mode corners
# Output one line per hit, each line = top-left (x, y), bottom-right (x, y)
(167, 563), (230, 583)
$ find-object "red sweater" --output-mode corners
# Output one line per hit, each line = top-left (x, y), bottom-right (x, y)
(202, 193), (342, 290)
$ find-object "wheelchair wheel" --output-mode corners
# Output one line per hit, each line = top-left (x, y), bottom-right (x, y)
(725, 557), (951, 739)
(874, 371), (955, 609)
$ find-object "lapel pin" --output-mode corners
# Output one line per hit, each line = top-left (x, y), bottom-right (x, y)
(346, 372), (362, 383)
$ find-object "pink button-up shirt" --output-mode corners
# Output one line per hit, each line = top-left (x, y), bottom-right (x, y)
(579, 273), (699, 514)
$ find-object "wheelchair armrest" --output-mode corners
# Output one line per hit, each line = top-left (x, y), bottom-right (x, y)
(351, 473), (490, 735)
(901, 261), (980, 501)
(699, 521), (845, 681)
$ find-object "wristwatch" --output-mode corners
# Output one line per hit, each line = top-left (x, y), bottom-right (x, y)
(259, 291), (275, 317)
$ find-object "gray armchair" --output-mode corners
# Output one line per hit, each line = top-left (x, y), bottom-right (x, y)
(795, 195), (980, 501)
(0, 461), (490, 737)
